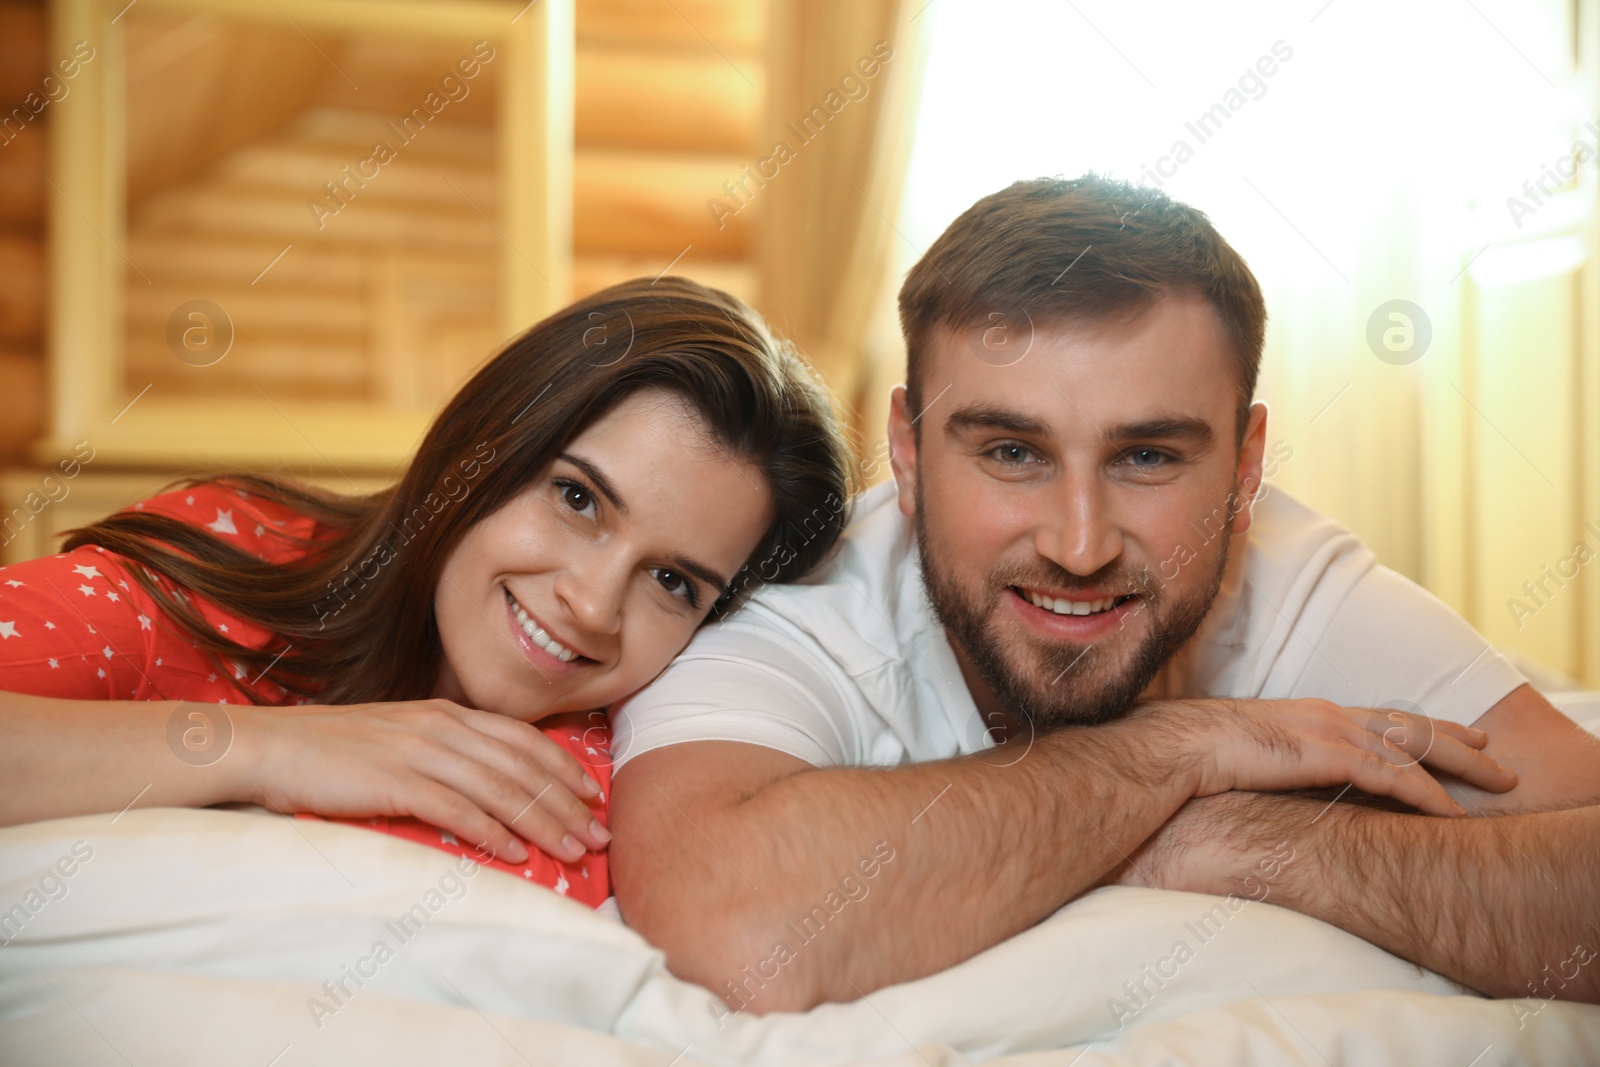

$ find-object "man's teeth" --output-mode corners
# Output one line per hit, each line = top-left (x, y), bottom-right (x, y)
(507, 591), (577, 662)
(1024, 589), (1126, 616)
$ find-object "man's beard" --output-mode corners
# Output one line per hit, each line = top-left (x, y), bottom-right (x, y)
(914, 496), (1231, 730)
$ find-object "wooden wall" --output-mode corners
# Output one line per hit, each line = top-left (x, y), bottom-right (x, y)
(0, 0), (48, 470)
(570, 0), (764, 305)
(0, 0), (771, 479)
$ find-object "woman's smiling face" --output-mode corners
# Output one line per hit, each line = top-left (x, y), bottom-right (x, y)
(431, 388), (774, 719)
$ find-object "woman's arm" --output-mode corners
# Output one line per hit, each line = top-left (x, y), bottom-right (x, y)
(1, 690), (241, 822)
(0, 690), (611, 863)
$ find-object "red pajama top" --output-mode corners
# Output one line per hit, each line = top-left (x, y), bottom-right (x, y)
(0, 482), (611, 906)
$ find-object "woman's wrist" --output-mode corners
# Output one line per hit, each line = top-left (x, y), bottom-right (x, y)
(184, 700), (277, 810)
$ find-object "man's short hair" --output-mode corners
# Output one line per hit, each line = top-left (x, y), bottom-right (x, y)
(898, 174), (1268, 443)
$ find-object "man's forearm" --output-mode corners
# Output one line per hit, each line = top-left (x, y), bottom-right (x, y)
(1140, 793), (1600, 1003)
(612, 708), (1202, 1013)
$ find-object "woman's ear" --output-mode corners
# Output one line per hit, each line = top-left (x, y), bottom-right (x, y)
(887, 386), (919, 519)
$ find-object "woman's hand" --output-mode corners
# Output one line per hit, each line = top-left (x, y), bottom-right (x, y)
(237, 699), (609, 864)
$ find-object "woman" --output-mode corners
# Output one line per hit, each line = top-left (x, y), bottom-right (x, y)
(0, 277), (854, 906)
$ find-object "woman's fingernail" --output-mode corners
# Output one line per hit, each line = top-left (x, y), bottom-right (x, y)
(582, 774), (601, 795)
(589, 819), (612, 844)
(507, 840), (529, 862)
(561, 833), (583, 859)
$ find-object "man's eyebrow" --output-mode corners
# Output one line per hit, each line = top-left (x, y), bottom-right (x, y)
(1105, 417), (1214, 446)
(943, 404), (1051, 438)
(558, 453), (627, 515)
(558, 452), (730, 592)
(942, 406), (1216, 449)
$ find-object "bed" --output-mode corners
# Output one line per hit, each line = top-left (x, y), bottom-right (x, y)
(3, 696), (1599, 1066)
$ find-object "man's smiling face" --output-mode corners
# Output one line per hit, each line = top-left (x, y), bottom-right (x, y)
(888, 289), (1268, 731)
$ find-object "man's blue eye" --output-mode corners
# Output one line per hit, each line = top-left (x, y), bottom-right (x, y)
(994, 445), (1031, 464)
(1125, 448), (1167, 467)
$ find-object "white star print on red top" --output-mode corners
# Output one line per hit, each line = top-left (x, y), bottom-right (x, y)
(0, 483), (307, 704)
(0, 480), (613, 907)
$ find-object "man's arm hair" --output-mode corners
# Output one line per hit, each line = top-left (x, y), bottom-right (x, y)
(1129, 791), (1600, 1003)
(610, 695), (1476, 1015)
(611, 712), (1203, 1016)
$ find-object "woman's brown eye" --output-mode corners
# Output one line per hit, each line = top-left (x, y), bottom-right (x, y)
(651, 567), (693, 603)
(559, 481), (595, 517)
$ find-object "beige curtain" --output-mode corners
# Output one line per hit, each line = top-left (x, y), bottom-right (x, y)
(757, 0), (926, 435)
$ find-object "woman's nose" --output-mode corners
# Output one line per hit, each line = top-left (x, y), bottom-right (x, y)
(553, 560), (625, 636)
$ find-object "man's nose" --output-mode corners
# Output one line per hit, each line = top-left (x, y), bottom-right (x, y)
(1032, 473), (1124, 577)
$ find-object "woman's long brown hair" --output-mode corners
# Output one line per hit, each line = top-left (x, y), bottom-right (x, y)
(62, 277), (856, 705)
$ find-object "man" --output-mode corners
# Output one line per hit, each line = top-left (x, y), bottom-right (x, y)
(609, 175), (1600, 1016)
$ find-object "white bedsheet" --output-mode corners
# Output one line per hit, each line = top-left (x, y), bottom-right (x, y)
(1, 802), (1597, 1066)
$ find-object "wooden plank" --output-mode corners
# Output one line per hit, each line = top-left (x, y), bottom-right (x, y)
(31, 397), (435, 473)
(124, 282), (368, 338)
(47, 0), (118, 445)
(572, 253), (756, 305)
(0, 116), (46, 229)
(210, 141), (500, 210)
(134, 0), (525, 39)
(576, 0), (764, 56)
(0, 347), (44, 466)
(501, 0), (574, 328)
(294, 106), (496, 162)
(373, 254), (501, 410)
(576, 46), (758, 154)
(574, 148), (750, 258)
(0, 232), (43, 344)
(132, 184), (500, 249)
(124, 345), (373, 404)
(0, 2), (47, 107)
(124, 235), (368, 288)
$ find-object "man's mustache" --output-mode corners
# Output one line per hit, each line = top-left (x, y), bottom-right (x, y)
(985, 559), (1160, 600)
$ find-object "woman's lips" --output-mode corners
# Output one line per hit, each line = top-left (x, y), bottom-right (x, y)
(504, 588), (588, 674)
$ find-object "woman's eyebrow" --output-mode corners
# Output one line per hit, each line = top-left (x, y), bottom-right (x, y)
(559, 453), (627, 514)
(668, 554), (730, 594)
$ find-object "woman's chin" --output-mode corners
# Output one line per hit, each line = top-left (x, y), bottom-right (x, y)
(463, 673), (628, 721)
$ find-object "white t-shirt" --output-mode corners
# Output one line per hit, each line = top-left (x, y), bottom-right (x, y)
(612, 480), (1528, 769)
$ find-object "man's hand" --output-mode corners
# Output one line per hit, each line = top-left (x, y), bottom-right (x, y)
(1167, 698), (1517, 816)
(1108, 699), (1524, 892)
